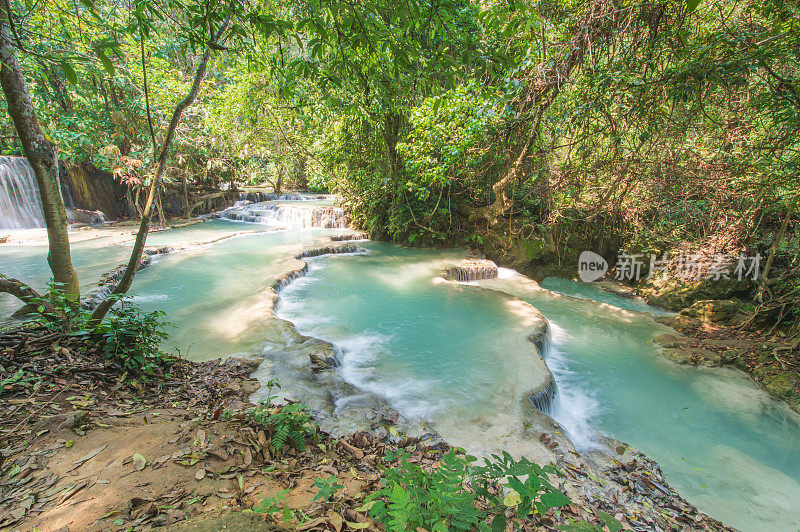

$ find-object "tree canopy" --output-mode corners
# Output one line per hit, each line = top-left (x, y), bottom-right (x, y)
(1, 0), (798, 330)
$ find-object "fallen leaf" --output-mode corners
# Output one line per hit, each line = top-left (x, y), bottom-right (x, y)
(297, 517), (327, 530)
(328, 511), (344, 532)
(70, 445), (107, 471)
(195, 468), (206, 480)
(132, 453), (147, 471)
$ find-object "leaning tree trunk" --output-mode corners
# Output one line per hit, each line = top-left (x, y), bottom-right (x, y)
(0, 11), (79, 300)
(90, 17), (231, 323)
(755, 193), (798, 303)
(466, 0), (628, 226)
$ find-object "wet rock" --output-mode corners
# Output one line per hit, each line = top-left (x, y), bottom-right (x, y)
(662, 347), (722, 367)
(720, 348), (743, 364)
(330, 232), (369, 241)
(309, 353), (334, 373)
(653, 334), (693, 348)
(443, 259), (498, 282)
(763, 373), (798, 401)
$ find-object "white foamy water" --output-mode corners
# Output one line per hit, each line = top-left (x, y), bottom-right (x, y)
(220, 198), (346, 229)
(546, 321), (602, 450)
(0, 156), (45, 230)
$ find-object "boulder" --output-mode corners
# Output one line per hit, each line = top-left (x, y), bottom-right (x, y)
(662, 347), (722, 367)
(763, 373), (799, 401)
(679, 299), (740, 323)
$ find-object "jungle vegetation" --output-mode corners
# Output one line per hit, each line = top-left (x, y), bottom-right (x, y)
(0, 0), (798, 331)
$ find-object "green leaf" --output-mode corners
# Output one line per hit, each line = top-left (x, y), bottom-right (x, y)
(686, 0), (701, 12)
(60, 60), (78, 87)
(96, 49), (115, 76)
(491, 513), (507, 532)
(132, 453), (147, 471)
(598, 511), (624, 532)
(7, 464), (21, 478)
(540, 491), (571, 508)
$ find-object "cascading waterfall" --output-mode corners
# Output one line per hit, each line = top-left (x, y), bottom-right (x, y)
(239, 192), (326, 202)
(0, 156), (45, 230)
(529, 323), (557, 414)
(221, 199), (346, 229)
(0, 155), (107, 229)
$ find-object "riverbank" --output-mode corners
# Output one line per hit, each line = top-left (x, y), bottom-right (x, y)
(0, 217), (210, 247)
(653, 314), (800, 414)
(1, 231), (733, 530)
(591, 279), (800, 415)
(0, 322), (729, 531)
(257, 237), (730, 531)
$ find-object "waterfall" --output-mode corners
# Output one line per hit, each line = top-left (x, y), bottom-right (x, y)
(529, 323), (558, 414)
(220, 199), (347, 229)
(239, 192), (327, 202)
(0, 156), (46, 230)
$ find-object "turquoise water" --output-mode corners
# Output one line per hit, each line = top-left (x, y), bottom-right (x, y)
(4, 224), (800, 530)
(0, 237), (129, 317)
(277, 242), (550, 454)
(278, 247), (800, 531)
(482, 270), (800, 532)
(0, 220), (261, 319)
(540, 277), (674, 316)
(130, 223), (336, 360)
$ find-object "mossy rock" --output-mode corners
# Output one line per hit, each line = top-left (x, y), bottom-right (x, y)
(679, 299), (739, 323)
(752, 364), (772, 379)
(639, 276), (751, 311)
(662, 347), (722, 367)
(720, 348), (743, 364)
(763, 373), (799, 401)
(653, 334), (692, 348)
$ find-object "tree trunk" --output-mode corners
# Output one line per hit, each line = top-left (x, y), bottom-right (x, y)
(466, 0), (620, 226)
(0, 11), (79, 300)
(90, 16), (231, 323)
(755, 193), (798, 303)
(275, 164), (284, 195)
(0, 276), (54, 314)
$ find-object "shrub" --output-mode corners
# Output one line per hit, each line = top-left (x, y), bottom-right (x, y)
(91, 303), (175, 379)
(369, 449), (574, 532)
(248, 379), (318, 452)
(312, 475), (343, 502)
(26, 286), (175, 380)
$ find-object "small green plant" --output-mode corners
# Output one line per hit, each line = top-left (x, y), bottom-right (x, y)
(27, 281), (89, 332)
(470, 451), (572, 529)
(370, 449), (481, 531)
(92, 302), (176, 379)
(253, 488), (290, 515)
(369, 449), (573, 532)
(26, 285), (175, 381)
(312, 475), (343, 502)
(558, 511), (624, 532)
(249, 402), (317, 452)
(0, 370), (41, 395)
(248, 381), (317, 452)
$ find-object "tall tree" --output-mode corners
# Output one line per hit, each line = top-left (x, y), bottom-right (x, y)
(0, 8), (80, 299)
(90, 12), (233, 322)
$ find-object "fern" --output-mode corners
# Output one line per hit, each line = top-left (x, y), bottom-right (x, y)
(247, 393), (317, 453)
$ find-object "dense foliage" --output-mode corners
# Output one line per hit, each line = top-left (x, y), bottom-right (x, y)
(27, 284), (176, 380)
(1, 0), (798, 331)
